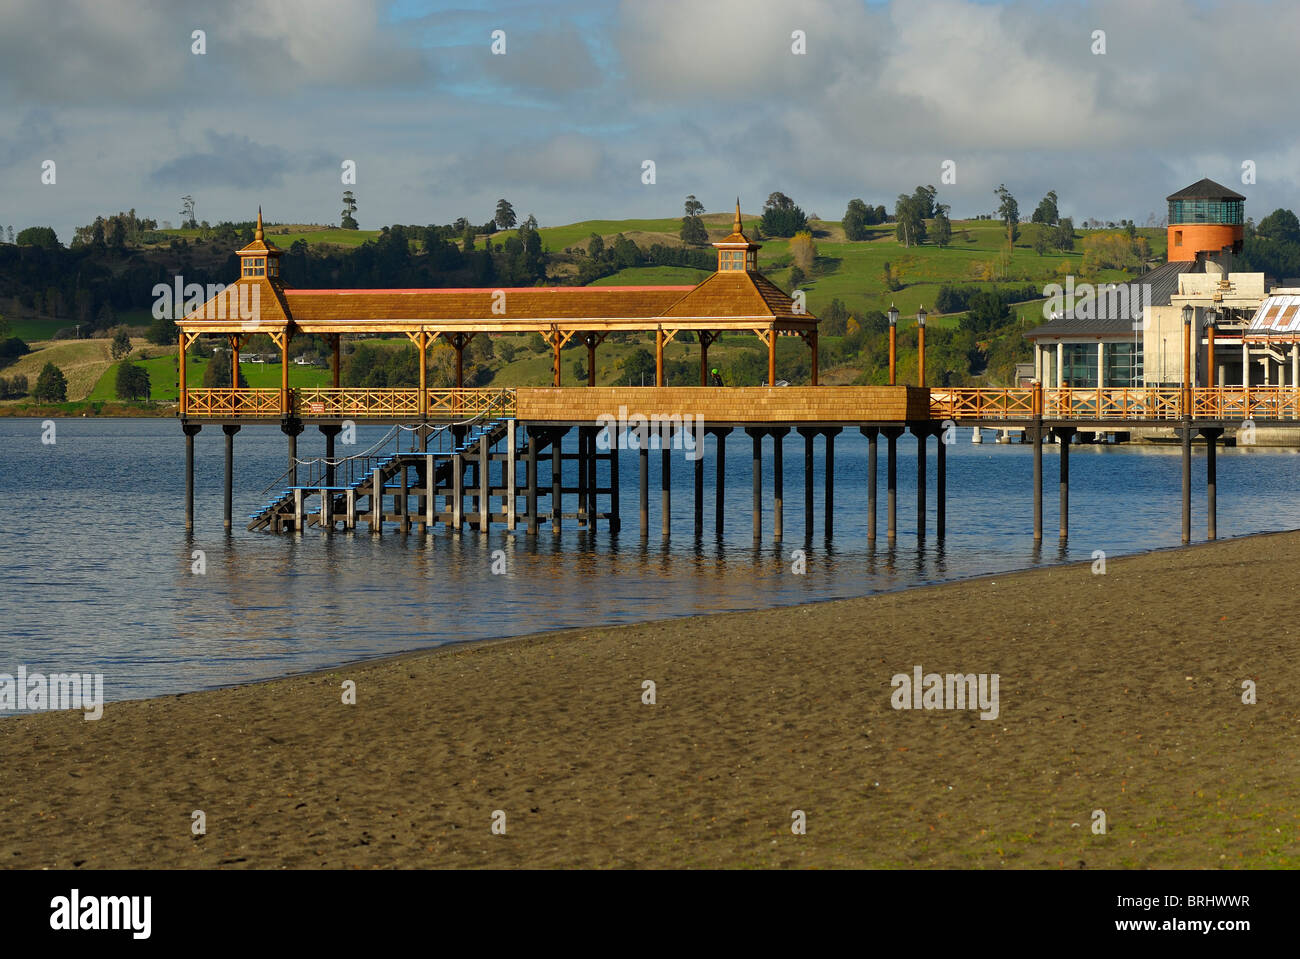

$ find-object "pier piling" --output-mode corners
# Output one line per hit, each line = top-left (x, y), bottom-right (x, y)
(914, 426), (927, 540)
(862, 427), (878, 542)
(1204, 427), (1221, 540)
(1032, 423), (1043, 542)
(183, 424), (200, 532)
(825, 428), (840, 539)
(1181, 422), (1192, 544)
(1056, 426), (1074, 540)
(936, 431), (946, 539)
(551, 430), (563, 535)
(639, 438), (649, 539)
(222, 424), (240, 532)
(661, 438), (671, 540)
(884, 427), (901, 540)
(714, 428), (728, 536)
(748, 428), (763, 541)
(773, 427), (786, 542)
(526, 431), (538, 535)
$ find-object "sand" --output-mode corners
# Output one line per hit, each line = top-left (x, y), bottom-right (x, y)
(2, 532), (1298, 869)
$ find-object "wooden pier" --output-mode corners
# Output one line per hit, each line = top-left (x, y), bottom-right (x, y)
(176, 208), (1300, 546)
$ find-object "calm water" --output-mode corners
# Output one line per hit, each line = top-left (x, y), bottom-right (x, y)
(1, 417), (1298, 707)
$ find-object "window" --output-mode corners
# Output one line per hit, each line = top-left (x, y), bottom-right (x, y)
(719, 250), (746, 271)
(1168, 199), (1243, 225)
(1174, 231), (1183, 247)
(1103, 341), (1142, 387)
(1061, 343), (1098, 388)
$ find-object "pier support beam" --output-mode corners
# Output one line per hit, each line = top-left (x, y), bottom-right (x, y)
(912, 424), (927, 540)
(222, 424), (240, 532)
(282, 419), (304, 488)
(661, 432), (672, 540)
(824, 428), (840, 538)
(609, 434), (620, 533)
(694, 438), (704, 538)
(773, 427), (787, 542)
(551, 429), (563, 535)
(1203, 426), (1222, 540)
(1032, 422), (1044, 542)
(183, 423), (201, 532)
(884, 427), (903, 540)
(798, 428), (816, 538)
(320, 424), (341, 489)
(862, 427), (879, 541)
(712, 427), (729, 537)
(746, 428), (763, 541)
(1055, 426), (1075, 540)
(479, 433), (489, 532)
(936, 428), (946, 540)
(639, 431), (649, 539)
(526, 428), (538, 536)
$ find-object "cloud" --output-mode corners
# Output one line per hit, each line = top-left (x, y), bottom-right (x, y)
(150, 132), (334, 189)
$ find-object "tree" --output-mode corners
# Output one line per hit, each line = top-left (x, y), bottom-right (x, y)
(1032, 224), (1051, 256)
(202, 349), (249, 388)
(822, 298), (849, 335)
(587, 233), (605, 259)
(147, 315), (176, 346)
(1054, 217), (1075, 252)
(933, 210), (952, 248)
(994, 184), (1020, 245)
(33, 362), (67, 403)
(341, 191), (358, 230)
(789, 265), (806, 288)
(110, 326), (132, 360)
(1031, 190), (1059, 225)
(911, 185), (938, 219)
(760, 192), (809, 237)
(15, 226), (59, 249)
(616, 348), (657, 386)
(790, 231), (817, 274)
(494, 199), (517, 230)
(680, 195), (709, 246)
(115, 361), (151, 401)
(895, 195), (926, 247)
(1256, 208), (1300, 245)
(843, 198), (871, 241)
(179, 195), (197, 229)
(961, 291), (1011, 334)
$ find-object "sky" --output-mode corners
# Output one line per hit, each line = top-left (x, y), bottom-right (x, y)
(1, 0), (1296, 243)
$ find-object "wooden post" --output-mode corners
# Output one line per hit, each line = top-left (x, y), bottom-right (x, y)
(183, 424), (200, 531)
(417, 331), (428, 419)
(551, 330), (561, 387)
(748, 428), (762, 541)
(661, 428), (671, 539)
(639, 436), (649, 538)
(425, 453), (435, 529)
(917, 324), (926, 388)
(1183, 311), (1192, 417)
(1205, 427), (1219, 540)
(773, 428), (785, 542)
(230, 335), (240, 389)
(1181, 421), (1192, 544)
(507, 418), (516, 531)
(321, 484), (332, 531)
(178, 332), (188, 416)
(700, 332), (711, 387)
(576, 427), (588, 528)
(715, 428), (727, 536)
(767, 330), (776, 388)
(863, 427), (878, 541)
(915, 426), (926, 539)
(1032, 423), (1043, 541)
(294, 488), (304, 532)
(526, 430), (538, 536)
(801, 428), (815, 536)
(587, 336), (597, 387)
(694, 444), (704, 537)
(1207, 322), (1216, 389)
(824, 429), (838, 538)
(608, 434), (620, 534)
(452, 455), (463, 533)
(936, 431), (946, 539)
(346, 488), (356, 530)
(1057, 427), (1073, 540)
(889, 324), (897, 386)
(655, 328), (665, 387)
(280, 332), (289, 415)
(400, 459), (410, 534)
(551, 430), (562, 534)
(222, 424), (239, 532)
(372, 466), (383, 533)
(478, 433), (490, 532)
(886, 427), (900, 540)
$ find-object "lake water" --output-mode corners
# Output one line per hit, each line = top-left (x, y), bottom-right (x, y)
(2, 417), (1297, 708)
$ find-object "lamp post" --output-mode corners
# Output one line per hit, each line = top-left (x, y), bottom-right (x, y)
(1205, 307), (1217, 390)
(1182, 303), (1193, 415)
(888, 304), (898, 386)
(917, 306), (928, 388)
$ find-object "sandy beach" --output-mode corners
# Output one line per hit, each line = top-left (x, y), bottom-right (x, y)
(2, 531), (1298, 869)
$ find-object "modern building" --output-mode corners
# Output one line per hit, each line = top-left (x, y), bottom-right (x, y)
(1025, 177), (1265, 389)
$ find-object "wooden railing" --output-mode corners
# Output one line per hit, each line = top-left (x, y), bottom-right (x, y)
(931, 387), (1300, 421)
(182, 387), (517, 419)
(184, 388), (283, 417)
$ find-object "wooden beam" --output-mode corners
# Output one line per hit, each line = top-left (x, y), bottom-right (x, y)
(178, 331), (188, 415)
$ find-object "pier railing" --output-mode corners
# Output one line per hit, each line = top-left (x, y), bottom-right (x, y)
(930, 387), (1300, 421)
(182, 387), (517, 419)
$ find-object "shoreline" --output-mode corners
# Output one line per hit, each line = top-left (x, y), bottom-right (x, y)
(3, 528), (1298, 868)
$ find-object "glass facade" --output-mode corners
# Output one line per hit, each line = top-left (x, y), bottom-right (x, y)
(1061, 343), (1097, 388)
(1104, 341), (1142, 387)
(1168, 198), (1243, 225)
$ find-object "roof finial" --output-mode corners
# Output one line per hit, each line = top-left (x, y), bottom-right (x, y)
(733, 198), (743, 234)
(255, 207), (264, 241)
